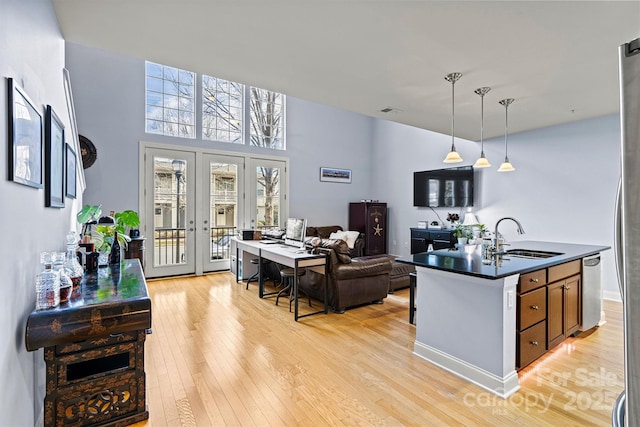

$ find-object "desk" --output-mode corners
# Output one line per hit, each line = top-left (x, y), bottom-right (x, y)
(234, 238), (328, 321)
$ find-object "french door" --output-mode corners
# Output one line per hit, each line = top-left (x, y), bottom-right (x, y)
(142, 145), (287, 278)
(144, 148), (196, 278)
(201, 153), (244, 273)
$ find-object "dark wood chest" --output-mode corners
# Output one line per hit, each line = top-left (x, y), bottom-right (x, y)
(26, 259), (151, 426)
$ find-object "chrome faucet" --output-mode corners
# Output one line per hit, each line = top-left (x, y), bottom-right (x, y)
(493, 217), (526, 255)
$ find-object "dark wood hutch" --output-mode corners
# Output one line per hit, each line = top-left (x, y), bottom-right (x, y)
(25, 259), (151, 426)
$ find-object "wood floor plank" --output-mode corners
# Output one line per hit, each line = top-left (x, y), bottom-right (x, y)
(133, 272), (623, 426)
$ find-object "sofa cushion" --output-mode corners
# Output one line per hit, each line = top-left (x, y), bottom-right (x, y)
(334, 256), (392, 281)
(330, 230), (360, 249)
(306, 226), (317, 237)
(315, 225), (343, 239)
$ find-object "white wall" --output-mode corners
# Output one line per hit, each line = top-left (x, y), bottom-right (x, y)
(65, 42), (374, 226)
(0, 0), (82, 424)
(372, 114), (621, 299)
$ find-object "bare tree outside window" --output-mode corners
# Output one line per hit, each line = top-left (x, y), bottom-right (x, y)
(202, 76), (243, 143)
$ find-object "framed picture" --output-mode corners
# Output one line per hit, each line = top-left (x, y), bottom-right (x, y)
(7, 78), (43, 189)
(45, 105), (65, 208)
(63, 68), (86, 192)
(320, 167), (352, 183)
(65, 143), (77, 199)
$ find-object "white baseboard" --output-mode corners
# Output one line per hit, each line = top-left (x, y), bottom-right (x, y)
(604, 290), (622, 302)
(413, 341), (520, 399)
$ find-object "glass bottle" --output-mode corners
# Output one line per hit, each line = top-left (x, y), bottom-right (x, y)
(35, 252), (60, 309)
(64, 231), (84, 294)
(52, 252), (73, 304)
(109, 231), (121, 265)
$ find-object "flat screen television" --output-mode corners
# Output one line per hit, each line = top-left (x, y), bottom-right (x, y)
(284, 218), (307, 248)
(413, 166), (474, 208)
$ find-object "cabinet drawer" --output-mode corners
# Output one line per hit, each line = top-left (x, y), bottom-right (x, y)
(518, 321), (546, 369)
(411, 230), (430, 240)
(518, 287), (546, 331)
(519, 269), (547, 293)
(431, 231), (452, 242)
(548, 260), (581, 283)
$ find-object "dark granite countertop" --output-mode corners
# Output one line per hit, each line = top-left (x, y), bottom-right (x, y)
(397, 240), (610, 280)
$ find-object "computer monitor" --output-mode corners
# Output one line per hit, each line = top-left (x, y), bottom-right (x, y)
(284, 218), (307, 248)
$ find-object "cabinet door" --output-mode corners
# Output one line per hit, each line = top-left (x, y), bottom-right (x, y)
(547, 281), (565, 349)
(564, 274), (581, 336)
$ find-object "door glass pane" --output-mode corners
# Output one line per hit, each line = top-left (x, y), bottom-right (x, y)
(209, 162), (237, 260)
(153, 156), (188, 266)
(256, 166), (280, 228)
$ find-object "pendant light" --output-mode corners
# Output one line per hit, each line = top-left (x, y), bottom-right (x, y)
(497, 98), (515, 172)
(473, 87), (491, 168)
(443, 72), (463, 163)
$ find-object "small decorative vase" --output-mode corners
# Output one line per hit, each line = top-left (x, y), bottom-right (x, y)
(457, 237), (468, 246)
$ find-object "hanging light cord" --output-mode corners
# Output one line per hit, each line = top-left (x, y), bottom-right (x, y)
(480, 92), (485, 154)
(504, 102), (508, 158)
(451, 77), (456, 150)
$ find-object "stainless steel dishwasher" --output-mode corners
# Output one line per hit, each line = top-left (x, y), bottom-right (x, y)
(579, 253), (603, 331)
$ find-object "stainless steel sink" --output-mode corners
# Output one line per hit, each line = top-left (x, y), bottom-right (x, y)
(505, 249), (563, 259)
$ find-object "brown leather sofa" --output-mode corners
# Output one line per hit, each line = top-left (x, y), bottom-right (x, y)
(298, 238), (392, 313)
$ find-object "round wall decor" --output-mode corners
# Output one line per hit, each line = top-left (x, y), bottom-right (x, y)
(79, 135), (97, 169)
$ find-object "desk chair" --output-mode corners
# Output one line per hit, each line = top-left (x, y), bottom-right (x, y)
(245, 258), (272, 290)
(276, 267), (311, 311)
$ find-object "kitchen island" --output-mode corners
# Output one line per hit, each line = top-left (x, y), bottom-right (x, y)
(398, 240), (609, 398)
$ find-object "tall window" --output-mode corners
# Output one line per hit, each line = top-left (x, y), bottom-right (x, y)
(145, 62), (195, 138)
(250, 88), (284, 150)
(202, 76), (243, 143)
(146, 62), (285, 149)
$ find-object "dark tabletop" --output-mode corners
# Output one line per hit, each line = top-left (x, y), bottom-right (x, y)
(25, 259), (151, 351)
(397, 240), (610, 280)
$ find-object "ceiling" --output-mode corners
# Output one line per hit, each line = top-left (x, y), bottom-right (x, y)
(52, 1), (640, 141)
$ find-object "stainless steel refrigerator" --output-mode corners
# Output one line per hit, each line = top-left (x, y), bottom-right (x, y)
(614, 37), (640, 427)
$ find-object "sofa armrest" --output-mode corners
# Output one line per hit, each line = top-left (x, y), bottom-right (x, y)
(333, 255), (391, 281)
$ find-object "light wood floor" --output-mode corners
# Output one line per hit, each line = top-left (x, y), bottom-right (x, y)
(135, 273), (624, 426)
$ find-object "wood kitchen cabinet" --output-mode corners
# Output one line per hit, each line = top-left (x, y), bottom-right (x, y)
(517, 259), (582, 369)
(547, 273), (581, 349)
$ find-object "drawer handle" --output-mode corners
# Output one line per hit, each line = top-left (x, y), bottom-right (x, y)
(530, 341), (539, 346)
(109, 333), (123, 338)
(530, 305), (539, 311)
(530, 278), (539, 283)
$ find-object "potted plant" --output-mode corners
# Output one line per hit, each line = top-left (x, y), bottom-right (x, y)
(453, 224), (470, 245)
(77, 205), (140, 260)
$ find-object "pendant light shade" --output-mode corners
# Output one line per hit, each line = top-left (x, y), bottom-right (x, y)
(497, 98), (515, 172)
(443, 72), (463, 163)
(473, 87), (491, 168)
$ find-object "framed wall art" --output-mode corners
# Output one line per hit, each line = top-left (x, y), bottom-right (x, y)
(7, 78), (43, 189)
(45, 105), (65, 208)
(63, 68), (86, 192)
(65, 143), (77, 199)
(319, 167), (352, 184)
